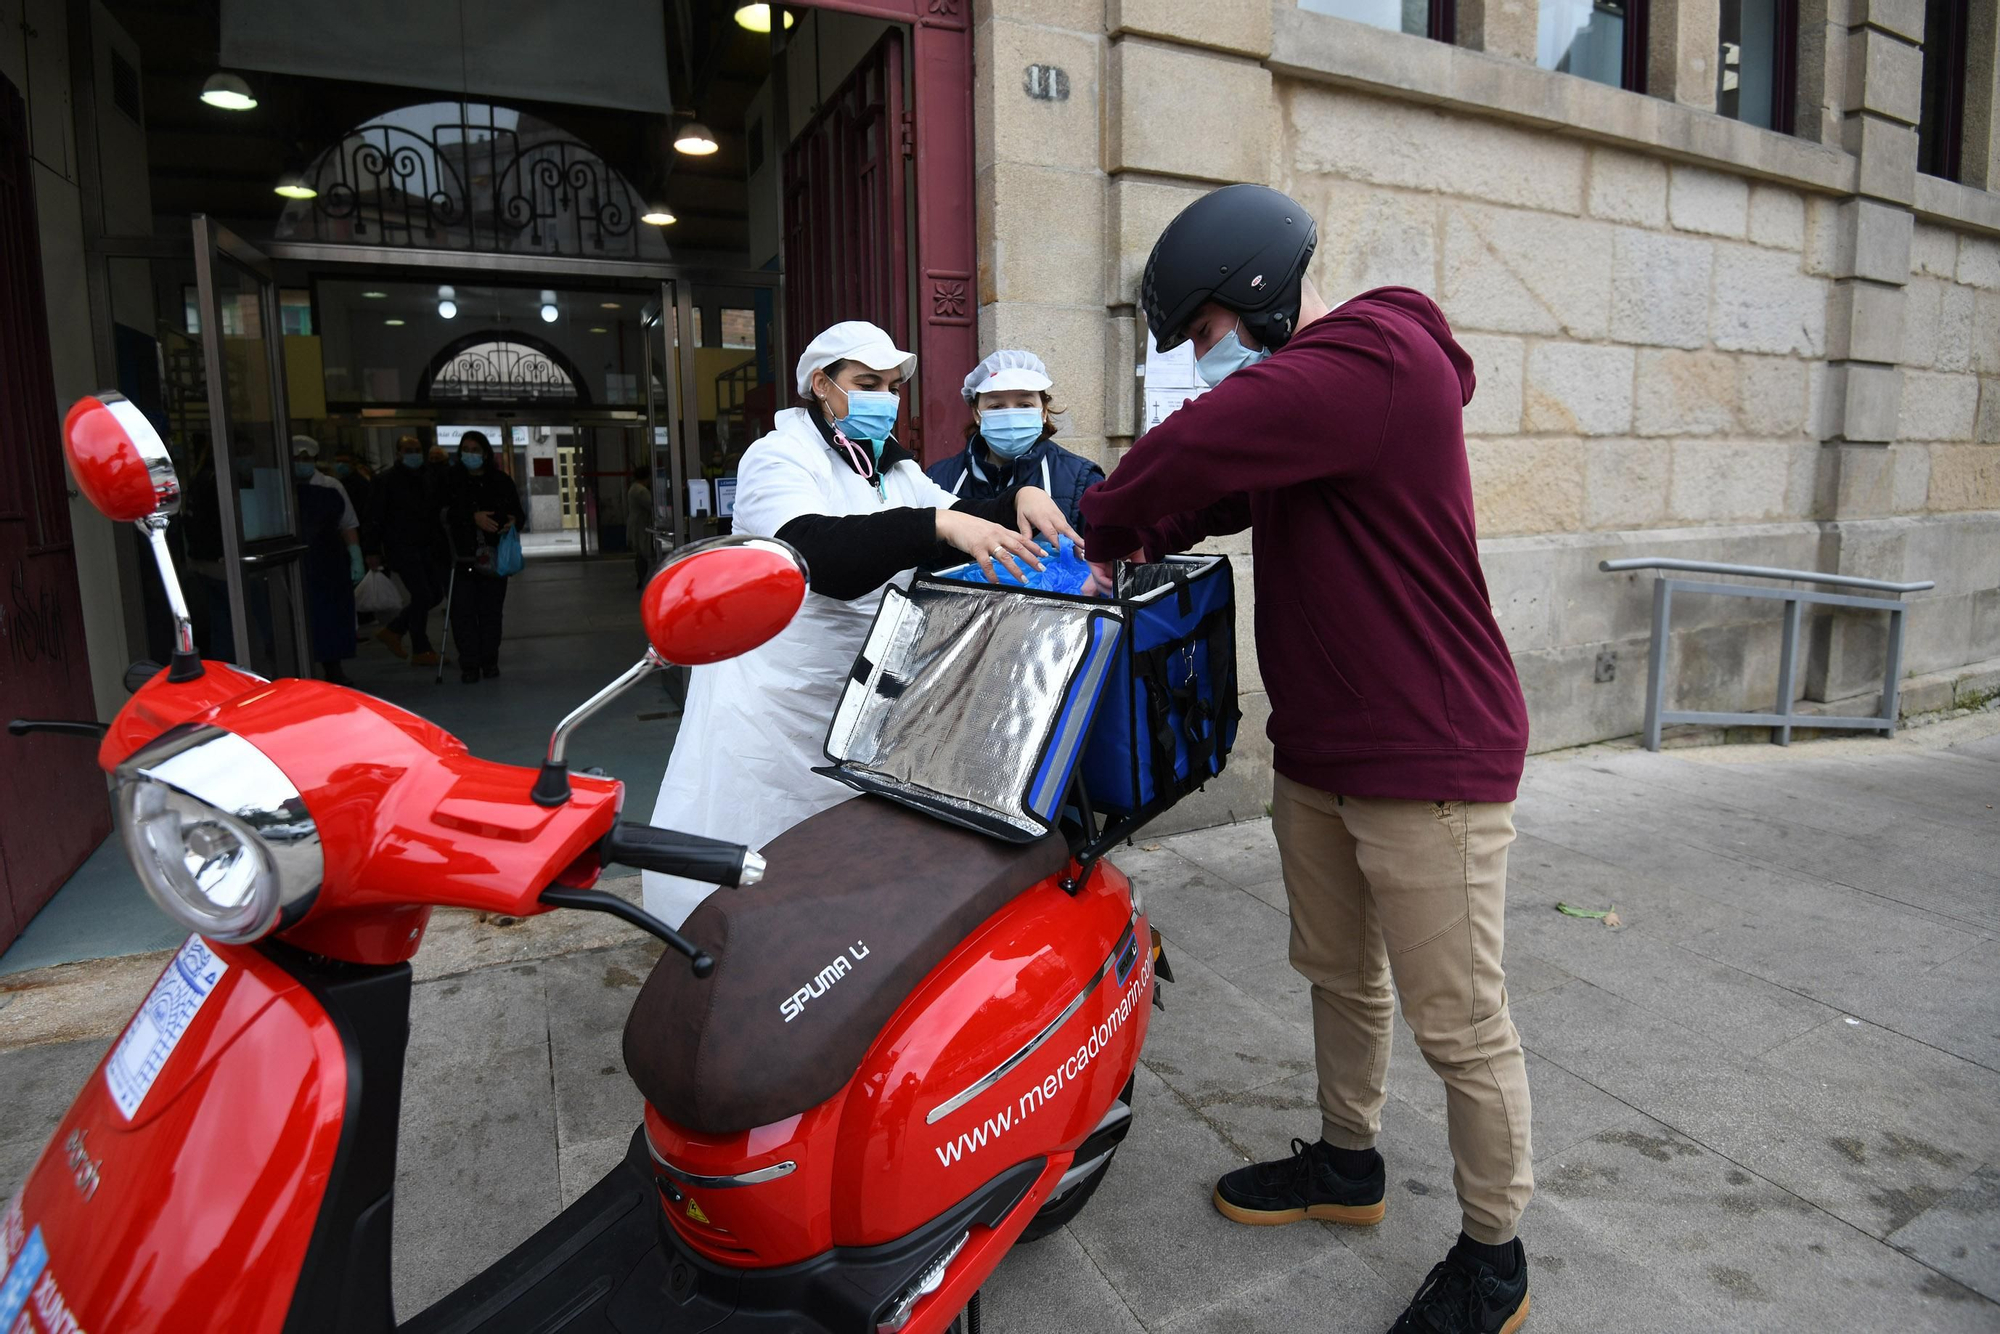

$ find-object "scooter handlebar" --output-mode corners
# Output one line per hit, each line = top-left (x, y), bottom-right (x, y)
(600, 822), (766, 889)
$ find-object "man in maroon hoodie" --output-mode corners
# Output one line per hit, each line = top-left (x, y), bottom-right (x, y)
(1084, 185), (1533, 1334)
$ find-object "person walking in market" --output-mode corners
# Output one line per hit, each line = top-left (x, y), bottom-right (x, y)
(373, 433), (449, 667)
(1082, 184), (1534, 1334)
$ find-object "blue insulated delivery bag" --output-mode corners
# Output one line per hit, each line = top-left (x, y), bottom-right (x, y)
(1074, 555), (1239, 816)
(935, 552), (1240, 824)
(821, 577), (1126, 842)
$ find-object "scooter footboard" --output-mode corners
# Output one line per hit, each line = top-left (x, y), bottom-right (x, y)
(2, 937), (395, 1334)
(400, 1128), (1045, 1334)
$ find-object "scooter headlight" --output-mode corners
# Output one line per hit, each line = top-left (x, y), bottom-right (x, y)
(114, 725), (322, 943)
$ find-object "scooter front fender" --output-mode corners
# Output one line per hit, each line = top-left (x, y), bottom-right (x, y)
(1, 938), (351, 1334)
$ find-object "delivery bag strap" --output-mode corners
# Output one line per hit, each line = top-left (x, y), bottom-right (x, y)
(1135, 647), (1182, 801)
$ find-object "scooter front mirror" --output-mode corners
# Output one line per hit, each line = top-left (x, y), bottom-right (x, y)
(64, 392), (180, 523)
(641, 535), (809, 666)
(64, 392), (201, 680)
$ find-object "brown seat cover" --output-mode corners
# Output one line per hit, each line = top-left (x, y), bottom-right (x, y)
(622, 796), (1071, 1136)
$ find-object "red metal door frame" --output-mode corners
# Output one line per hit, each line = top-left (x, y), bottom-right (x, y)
(0, 75), (114, 952)
(792, 0), (976, 460)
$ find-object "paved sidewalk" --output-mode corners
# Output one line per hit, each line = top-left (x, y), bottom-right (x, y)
(2, 716), (1995, 1331)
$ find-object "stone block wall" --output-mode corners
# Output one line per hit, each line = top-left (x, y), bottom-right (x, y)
(978, 0), (2000, 785)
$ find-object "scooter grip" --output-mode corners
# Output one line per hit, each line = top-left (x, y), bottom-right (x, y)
(600, 822), (762, 888)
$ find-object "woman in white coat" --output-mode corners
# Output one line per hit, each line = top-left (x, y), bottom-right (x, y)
(643, 321), (1080, 925)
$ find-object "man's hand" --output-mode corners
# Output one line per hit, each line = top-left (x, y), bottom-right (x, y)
(1083, 549), (1146, 598)
(474, 510), (499, 534)
(1013, 486), (1081, 548)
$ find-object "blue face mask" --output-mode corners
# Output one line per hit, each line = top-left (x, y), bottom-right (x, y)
(833, 387), (901, 443)
(399, 452), (424, 470)
(1195, 323), (1269, 386)
(980, 408), (1045, 461)
(293, 460), (317, 481)
(461, 452), (485, 471)
(332, 462), (352, 478)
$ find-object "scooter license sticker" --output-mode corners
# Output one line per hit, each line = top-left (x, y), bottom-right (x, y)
(0, 1224), (48, 1331)
(103, 935), (230, 1121)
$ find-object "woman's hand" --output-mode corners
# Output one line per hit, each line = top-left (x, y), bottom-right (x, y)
(1013, 487), (1081, 548)
(936, 507), (1046, 584)
(473, 510), (499, 534)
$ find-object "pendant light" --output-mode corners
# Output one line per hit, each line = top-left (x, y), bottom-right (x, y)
(732, 4), (793, 33)
(273, 170), (317, 200)
(540, 291), (560, 324)
(200, 72), (257, 111)
(436, 285), (458, 320)
(674, 121), (719, 156)
(641, 198), (677, 226)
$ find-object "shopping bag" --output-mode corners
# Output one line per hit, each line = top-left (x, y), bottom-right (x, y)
(494, 527), (525, 577)
(353, 569), (405, 615)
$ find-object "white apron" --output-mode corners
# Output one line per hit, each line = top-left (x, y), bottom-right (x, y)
(643, 409), (963, 926)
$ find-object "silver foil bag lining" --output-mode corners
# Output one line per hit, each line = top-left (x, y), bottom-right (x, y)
(826, 581), (1119, 838)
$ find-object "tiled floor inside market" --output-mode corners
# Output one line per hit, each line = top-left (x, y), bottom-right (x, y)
(3, 714), (1996, 1331)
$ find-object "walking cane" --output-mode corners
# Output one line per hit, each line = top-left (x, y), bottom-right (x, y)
(435, 511), (458, 686)
(435, 562), (456, 686)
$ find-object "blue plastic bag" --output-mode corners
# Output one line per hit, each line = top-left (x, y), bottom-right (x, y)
(493, 527), (525, 577)
(942, 534), (1093, 595)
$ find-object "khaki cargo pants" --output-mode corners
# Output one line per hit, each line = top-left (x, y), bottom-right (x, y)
(1271, 772), (1534, 1244)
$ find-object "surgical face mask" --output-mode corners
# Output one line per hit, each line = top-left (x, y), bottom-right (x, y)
(830, 386), (901, 443)
(1195, 322), (1269, 386)
(461, 452), (485, 471)
(399, 451), (424, 470)
(980, 407), (1044, 460)
(293, 460), (317, 481)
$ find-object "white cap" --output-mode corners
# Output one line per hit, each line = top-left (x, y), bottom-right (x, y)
(962, 349), (1052, 403)
(290, 435), (321, 458)
(794, 320), (917, 396)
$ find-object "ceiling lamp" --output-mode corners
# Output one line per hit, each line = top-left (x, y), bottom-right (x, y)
(641, 201), (677, 226)
(273, 170), (317, 200)
(732, 4), (793, 32)
(384, 318), (406, 327)
(436, 285), (457, 319)
(674, 121), (719, 156)
(361, 290), (387, 299)
(200, 72), (257, 111)
(540, 290), (559, 324)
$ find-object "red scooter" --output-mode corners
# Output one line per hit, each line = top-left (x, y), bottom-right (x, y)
(1, 394), (1162, 1334)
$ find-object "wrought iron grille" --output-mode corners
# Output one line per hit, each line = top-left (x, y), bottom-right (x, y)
(275, 101), (669, 261)
(422, 337), (581, 404)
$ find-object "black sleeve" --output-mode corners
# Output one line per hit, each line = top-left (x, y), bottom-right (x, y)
(776, 507), (941, 601)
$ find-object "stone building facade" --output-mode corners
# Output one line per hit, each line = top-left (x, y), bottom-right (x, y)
(974, 0), (2000, 824)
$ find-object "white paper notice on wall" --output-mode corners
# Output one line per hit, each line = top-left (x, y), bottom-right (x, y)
(1140, 331), (1209, 435)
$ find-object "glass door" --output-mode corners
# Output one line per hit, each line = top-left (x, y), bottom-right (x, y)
(192, 217), (311, 678)
(641, 280), (705, 564)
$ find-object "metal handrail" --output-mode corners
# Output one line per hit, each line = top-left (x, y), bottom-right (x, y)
(1598, 557), (1934, 594)
(1604, 557), (1932, 750)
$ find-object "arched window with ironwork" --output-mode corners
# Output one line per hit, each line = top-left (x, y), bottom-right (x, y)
(417, 332), (588, 405)
(275, 100), (670, 261)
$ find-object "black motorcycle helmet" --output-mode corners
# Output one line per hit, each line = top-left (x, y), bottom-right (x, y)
(1141, 184), (1319, 354)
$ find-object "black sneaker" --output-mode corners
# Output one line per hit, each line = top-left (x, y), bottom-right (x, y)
(1388, 1237), (1529, 1334)
(1212, 1138), (1386, 1227)
(481, 664), (500, 679)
